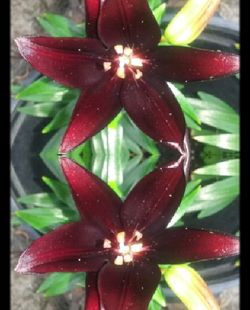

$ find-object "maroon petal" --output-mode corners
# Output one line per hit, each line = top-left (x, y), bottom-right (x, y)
(15, 222), (110, 274)
(98, 262), (161, 310)
(15, 37), (109, 88)
(84, 272), (101, 310)
(60, 157), (122, 236)
(98, 0), (161, 49)
(121, 159), (186, 237)
(148, 228), (240, 264)
(60, 73), (122, 153)
(149, 46), (239, 82)
(84, 0), (100, 38)
(121, 75), (186, 149)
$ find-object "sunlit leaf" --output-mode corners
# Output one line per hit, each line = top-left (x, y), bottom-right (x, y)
(168, 179), (201, 227)
(193, 159), (239, 176)
(16, 77), (69, 102)
(193, 133), (239, 151)
(37, 13), (85, 37)
(153, 3), (167, 24)
(168, 83), (201, 126)
(37, 272), (85, 297)
(42, 101), (75, 133)
(18, 193), (61, 208)
(42, 176), (74, 208)
(148, 0), (162, 10)
(16, 207), (79, 233)
(17, 101), (66, 118)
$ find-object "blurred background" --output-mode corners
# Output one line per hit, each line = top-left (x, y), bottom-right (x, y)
(11, 1), (239, 309)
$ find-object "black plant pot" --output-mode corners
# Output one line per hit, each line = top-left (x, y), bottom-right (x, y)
(11, 11), (239, 302)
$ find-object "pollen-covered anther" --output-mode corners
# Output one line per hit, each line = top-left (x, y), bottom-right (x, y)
(103, 62), (112, 72)
(135, 69), (143, 80)
(103, 239), (112, 248)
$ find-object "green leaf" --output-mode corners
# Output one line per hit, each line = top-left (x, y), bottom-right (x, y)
(16, 77), (69, 102)
(197, 194), (237, 218)
(122, 114), (159, 156)
(69, 140), (92, 170)
(153, 3), (166, 24)
(42, 100), (75, 133)
(17, 101), (66, 118)
(122, 155), (158, 195)
(37, 13), (85, 37)
(11, 83), (23, 95)
(42, 176), (75, 208)
(187, 177), (239, 213)
(193, 133), (239, 151)
(17, 193), (61, 208)
(37, 272), (85, 297)
(40, 129), (66, 180)
(148, 300), (162, 310)
(168, 179), (201, 227)
(168, 83), (201, 127)
(194, 109), (239, 133)
(148, 0), (162, 10)
(152, 285), (167, 307)
(16, 207), (79, 233)
(193, 159), (239, 176)
(197, 92), (237, 114)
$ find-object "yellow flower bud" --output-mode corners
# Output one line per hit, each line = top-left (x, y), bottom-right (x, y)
(164, 0), (220, 45)
(163, 264), (220, 310)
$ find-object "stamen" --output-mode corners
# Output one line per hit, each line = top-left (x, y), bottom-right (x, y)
(134, 231), (143, 241)
(103, 62), (112, 72)
(103, 239), (112, 248)
(130, 243), (143, 253)
(117, 231), (126, 243)
(124, 254), (133, 263)
(124, 47), (133, 56)
(135, 69), (143, 80)
(114, 255), (124, 265)
(114, 45), (124, 55)
(131, 58), (143, 67)
(116, 67), (126, 79)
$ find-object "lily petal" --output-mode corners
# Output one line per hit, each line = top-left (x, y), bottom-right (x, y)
(84, 0), (100, 38)
(60, 158), (122, 236)
(121, 160), (186, 237)
(149, 46), (239, 82)
(121, 75), (186, 149)
(85, 272), (101, 310)
(15, 222), (110, 273)
(98, 0), (161, 49)
(98, 262), (161, 310)
(148, 228), (239, 264)
(15, 37), (108, 88)
(60, 73), (122, 153)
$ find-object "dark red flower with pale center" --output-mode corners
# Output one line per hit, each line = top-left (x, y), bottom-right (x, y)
(15, 158), (239, 310)
(15, 0), (239, 154)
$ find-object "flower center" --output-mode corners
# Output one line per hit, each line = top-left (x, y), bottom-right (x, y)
(103, 45), (144, 80)
(103, 231), (144, 265)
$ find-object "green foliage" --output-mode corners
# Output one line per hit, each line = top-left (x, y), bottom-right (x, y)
(16, 77), (69, 102)
(37, 272), (85, 297)
(37, 12), (85, 37)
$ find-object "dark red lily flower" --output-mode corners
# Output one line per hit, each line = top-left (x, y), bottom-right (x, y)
(15, 158), (239, 310)
(15, 0), (239, 154)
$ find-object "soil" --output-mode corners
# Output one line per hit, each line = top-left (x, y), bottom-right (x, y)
(10, 1), (240, 309)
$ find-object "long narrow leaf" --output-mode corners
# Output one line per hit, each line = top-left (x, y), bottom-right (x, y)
(37, 13), (85, 37)
(193, 159), (239, 176)
(193, 133), (239, 151)
(16, 77), (69, 102)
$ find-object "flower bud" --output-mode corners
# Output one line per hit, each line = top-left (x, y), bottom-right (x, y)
(164, 0), (220, 45)
(163, 264), (220, 310)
